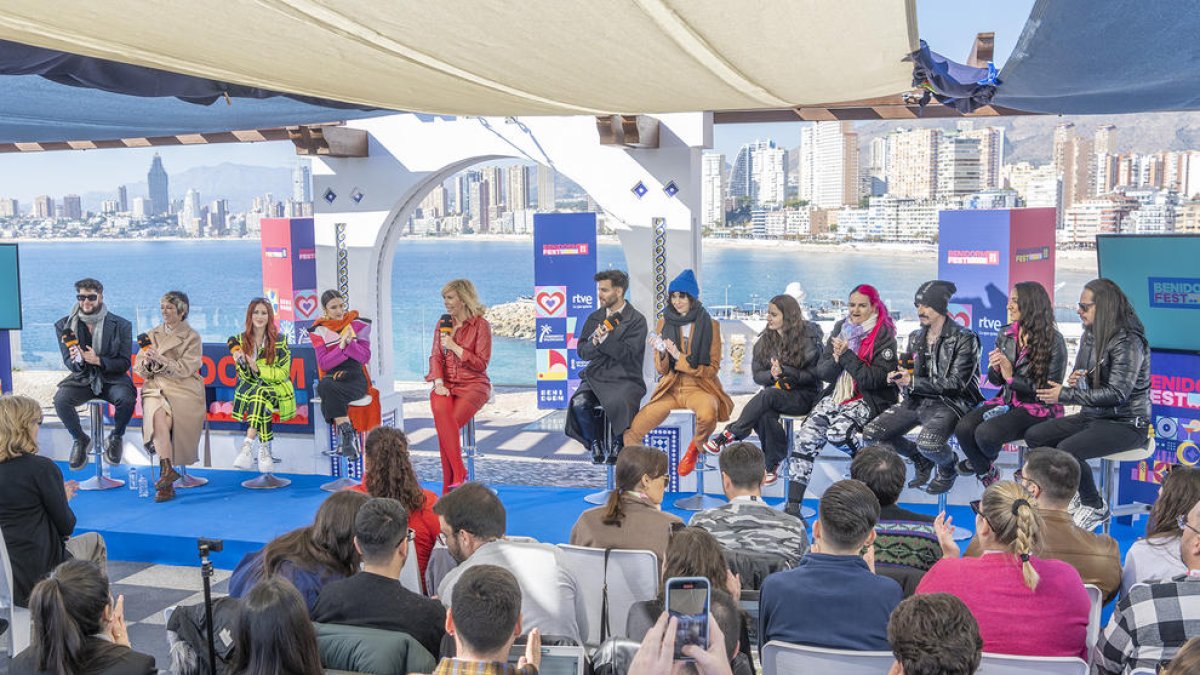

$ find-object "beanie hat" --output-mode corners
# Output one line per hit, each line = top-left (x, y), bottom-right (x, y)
(914, 280), (956, 316)
(668, 269), (700, 298)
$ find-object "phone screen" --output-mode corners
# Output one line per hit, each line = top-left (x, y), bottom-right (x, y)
(665, 577), (710, 660)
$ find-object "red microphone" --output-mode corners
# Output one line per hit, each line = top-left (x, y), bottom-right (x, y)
(438, 314), (453, 354)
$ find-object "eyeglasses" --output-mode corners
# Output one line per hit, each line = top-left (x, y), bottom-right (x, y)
(1176, 514), (1200, 536)
(76, 294), (99, 302)
(1077, 302), (1095, 312)
(1013, 469), (1040, 494)
(969, 500), (999, 532)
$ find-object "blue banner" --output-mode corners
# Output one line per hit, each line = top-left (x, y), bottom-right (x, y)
(533, 213), (597, 409)
(938, 210), (1011, 390)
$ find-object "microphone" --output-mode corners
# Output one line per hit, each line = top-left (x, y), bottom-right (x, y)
(592, 311), (622, 342)
(62, 329), (82, 364)
(137, 333), (152, 351)
(438, 314), (453, 354)
(226, 336), (243, 361)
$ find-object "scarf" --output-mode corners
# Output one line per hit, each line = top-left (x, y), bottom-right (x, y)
(661, 301), (714, 370)
(313, 309), (359, 334)
(67, 303), (108, 395)
(833, 313), (878, 404)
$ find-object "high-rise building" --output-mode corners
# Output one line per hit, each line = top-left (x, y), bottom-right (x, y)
(208, 199), (228, 236)
(468, 179), (490, 233)
(0, 198), (17, 217)
(728, 142), (756, 201)
(1184, 151), (1200, 199)
(132, 197), (150, 219)
(958, 123), (1005, 190)
(34, 195), (54, 218)
(1052, 123), (1093, 211)
(1092, 125), (1119, 196)
(1094, 124), (1118, 155)
(701, 153), (726, 228)
(867, 136), (889, 183)
(936, 134), (982, 198)
(420, 185), (449, 219)
(752, 141), (786, 206)
(179, 189), (202, 236)
(455, 171), (480, 215)
(506, 165), (530, 211)
(62, 195), (83, 220)
(799, 122), (859, 208)
(292, 162), (312, 203)
(480, 166), (504, 211)
(886, 128), (939, 200)
(536, 164), (557, 211)
(116, 185), (128, 212)
(1004, 162), (1061, 208)
(148, 153), (169, 215)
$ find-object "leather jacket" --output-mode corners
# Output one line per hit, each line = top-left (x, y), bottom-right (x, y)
(1062, 326), (1151, 425)
(987, 323), (1068, 404)
(751, 321), (824, 392)
(904, 319), (984, 416)
(816, 318), (899, 416)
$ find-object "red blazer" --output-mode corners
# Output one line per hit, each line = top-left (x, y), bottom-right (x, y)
(349, 482), (441, 592)
(426, 315), (491, 396)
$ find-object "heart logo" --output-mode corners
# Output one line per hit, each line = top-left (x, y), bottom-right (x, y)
(295, 295), (318, 318)
(536, 289), (566, 317)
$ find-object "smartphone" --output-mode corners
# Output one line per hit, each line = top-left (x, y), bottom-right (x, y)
(665, 576), (710, 660)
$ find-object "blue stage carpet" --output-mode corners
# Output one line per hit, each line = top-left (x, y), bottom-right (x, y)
(68, 463), (1150, 577)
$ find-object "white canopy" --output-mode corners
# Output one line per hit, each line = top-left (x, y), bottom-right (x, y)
(0, 0), (918, 116)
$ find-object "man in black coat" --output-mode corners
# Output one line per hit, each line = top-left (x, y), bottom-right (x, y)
(53, 278), (136, 470)
(565, 270), (648, 463)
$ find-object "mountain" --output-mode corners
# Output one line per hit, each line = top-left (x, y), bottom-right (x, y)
(81, 162), (293, 212)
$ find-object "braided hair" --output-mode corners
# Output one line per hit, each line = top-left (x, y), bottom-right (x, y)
(979, 481), (1044, 591)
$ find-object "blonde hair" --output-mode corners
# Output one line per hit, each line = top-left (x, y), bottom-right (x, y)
(0, 394), (42, 462)
(979, 481), (1043, 591)
(442, 279), (486, 318)
(161, 290), (190, 320)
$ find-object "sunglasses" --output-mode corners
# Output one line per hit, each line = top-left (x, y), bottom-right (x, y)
(76, 294), (99, 302)
(1077, 302), (1095, 312)
(969, 500), (999, 532)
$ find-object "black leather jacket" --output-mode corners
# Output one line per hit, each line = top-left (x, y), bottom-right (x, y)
(751, 321), (824, 392)
(988, 323), (1068, 404)
(1062, 326), (1151, 425)
(816, 319), (899, 416)
(905, 319), (984, 416)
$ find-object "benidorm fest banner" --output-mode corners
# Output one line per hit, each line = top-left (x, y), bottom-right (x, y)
(533, 213), (597, 409)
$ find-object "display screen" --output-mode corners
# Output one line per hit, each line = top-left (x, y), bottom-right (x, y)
(666, 578), (710, 659)
(1097, 235), (1200, 352)
(0, 244), (21, 330)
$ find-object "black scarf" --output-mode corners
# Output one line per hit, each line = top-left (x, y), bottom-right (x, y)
(661, 301), (714, 370)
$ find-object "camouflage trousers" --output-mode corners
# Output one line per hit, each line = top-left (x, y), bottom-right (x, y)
(787, 396), (872, 485)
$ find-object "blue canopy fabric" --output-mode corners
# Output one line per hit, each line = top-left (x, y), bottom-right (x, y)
(994, 0), (1200, 114)
(908, 40), (998, 114)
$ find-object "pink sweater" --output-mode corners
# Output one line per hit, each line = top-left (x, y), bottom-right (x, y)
(916, 553), (1090, 660)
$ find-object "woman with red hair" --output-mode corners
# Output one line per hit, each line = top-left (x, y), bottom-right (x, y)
(230, 298), (296, 473)
(782, 284), (899, 514)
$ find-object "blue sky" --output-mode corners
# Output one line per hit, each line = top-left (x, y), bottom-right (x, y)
(0, 0), (1036, 203)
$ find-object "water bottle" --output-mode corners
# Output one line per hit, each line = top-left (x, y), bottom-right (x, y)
(138, 474), (149, 498)
(982, 405), (1010, 421)
(128, 467), (139, 491)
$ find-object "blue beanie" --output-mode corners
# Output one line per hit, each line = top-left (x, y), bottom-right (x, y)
(668, 269), (700, 298)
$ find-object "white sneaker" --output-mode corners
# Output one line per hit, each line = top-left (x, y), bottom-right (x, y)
(1069, 494), (1112, 531)
(257, 442), (274, 474)
(233, 438), (256, 470)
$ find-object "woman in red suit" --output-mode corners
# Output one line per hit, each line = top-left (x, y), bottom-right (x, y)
(426, 279), (491, 493)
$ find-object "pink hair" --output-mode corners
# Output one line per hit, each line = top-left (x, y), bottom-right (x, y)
(850, 284), (893, 363)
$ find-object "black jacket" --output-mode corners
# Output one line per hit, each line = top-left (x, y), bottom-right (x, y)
(815, 319), (899, 416)
(1062, 326), (1152, 424)
(12, 639), (156, 675)
(0, 454), (76, 608)
(53, 312), (133, 386)
(987, 323), (1068, 404)
(566, 303), (648, 442)
(905, 319), (984, 416)
(751, 321), (824, 392)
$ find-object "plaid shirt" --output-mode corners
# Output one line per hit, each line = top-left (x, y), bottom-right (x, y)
(1094, 574), (1200, 674)
(432, 658), (537, 675)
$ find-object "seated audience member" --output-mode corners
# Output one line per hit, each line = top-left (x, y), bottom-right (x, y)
(229, 490), (369, 613)
(1094, 498), (1200, 674)
(887, 593), (983, 675)
(969, 447), (1120, 601)
(435, 482), (588, 644)
(312, 497), (446, 659)
(627, 612), (734, 675)
(850, 445), (941, 594)
(13, 560), (155, 675)
(350, 427), (441, 586)
(0, 394), (107, 609)
(919, 481), (1090, 660)
(1123, 465), (1200, 595)
(758, 479), (903, 652)
(434, 565), (542, 675)
(689, 442), (809, 567)
(570, 444), (683, 562)
(228, 577), (324, 675)
(1164, 636), (1200, 675)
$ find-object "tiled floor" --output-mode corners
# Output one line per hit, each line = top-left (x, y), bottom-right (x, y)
(105, 560), (231, 671)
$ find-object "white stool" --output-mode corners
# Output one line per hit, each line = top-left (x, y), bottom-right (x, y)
(319, 394), (371, 492)
(584, 406), (617, 506)
(777, 415), (816, 520)
(1099, 434), (1157, 534)
(78, 400), (124, 491)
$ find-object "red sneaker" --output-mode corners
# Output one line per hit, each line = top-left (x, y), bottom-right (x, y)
(677, 440), (700, 477)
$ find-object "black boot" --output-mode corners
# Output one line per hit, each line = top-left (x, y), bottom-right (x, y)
(926, 466), (958, 494)
(104, 435), (124, 465)
(68, 434), (91, 471)
(908, 455), (934, 488)
(589, 439), (606, 464)
(783, 480), (808, 518)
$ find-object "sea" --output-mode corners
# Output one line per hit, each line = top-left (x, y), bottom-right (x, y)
(13, 239), (1097, 385)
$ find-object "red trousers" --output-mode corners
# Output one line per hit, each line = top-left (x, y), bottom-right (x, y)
(430, 386), (488, 492)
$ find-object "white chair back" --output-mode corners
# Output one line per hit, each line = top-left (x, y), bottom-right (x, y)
(977, 652), (1089, 674)
(399, 538), (421, 594)
(0, 523), (32, 656)
(760, 641), (894, 675)
(1084, 584), (1103, 659)
(555, 545), (659, 646)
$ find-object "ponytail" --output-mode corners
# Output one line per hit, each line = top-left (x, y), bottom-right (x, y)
(31, 577), (85, 675)
(28, 560), (124, 675)
(1011, 499), (1041, 591)
(979, 481), (1044, 592)
(602, 488), (626, 527)
(601, 445), (669, 527)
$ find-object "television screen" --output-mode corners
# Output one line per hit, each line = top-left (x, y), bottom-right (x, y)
(0, 244), (21, 330)
(1096, 234), (1200, 352)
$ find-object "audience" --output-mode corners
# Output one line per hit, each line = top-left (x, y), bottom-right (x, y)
(627, 612), (734, 675)
(311, 497), (447, 659)
(430, 565), (542, 675)
(12, 560), (155, 675)
(1095, 497), (1200, 674)
(435, 482), (588, 644)
(228, 490), (369, 613)
(227, 577), (324, 675)
(1123, 465), (1200, 595)
(850, 446), (941, 594)
(689, 442), (809, 567)
(965, 447), (1120, 601)
(349, 426), (441, 586)
(758, 479), (902, 652)
(886, 593), (982, 675)
(570, 444), (683, 561)
(918, 481), (1090, 660)
(0, 393), (107, 609)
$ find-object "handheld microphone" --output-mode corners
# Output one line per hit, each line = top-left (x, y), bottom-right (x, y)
(438, 314), (453, 354)
(226, 336), (243, 360)
(137, 333), (152, 351)
(62, 329), (82, 363)
(600, 311), (623, 334)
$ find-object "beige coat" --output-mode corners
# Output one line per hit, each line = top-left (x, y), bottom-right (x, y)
(134, 321), (205, 465)
(569, 493), (683, 562)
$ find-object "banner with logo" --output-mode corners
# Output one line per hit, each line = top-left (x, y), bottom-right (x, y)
(1097, 234), (1200, 353)
(261, 218), (319, 346)
(938, 208), (1055, 391)
(533, 213), (597, 408)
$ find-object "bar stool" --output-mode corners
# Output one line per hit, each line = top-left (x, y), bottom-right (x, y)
(1098, 433), (1157, 534)
(461, 417), (481, 482)
(674, 453), (724, 511)
(175, 466), (208, 488)
(320, 394), (371, 492)
(78, 400), (124, 491)
(932, 436), (973, 541)
(584, 406), (617, 505)
(775, 415), (816, 519)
